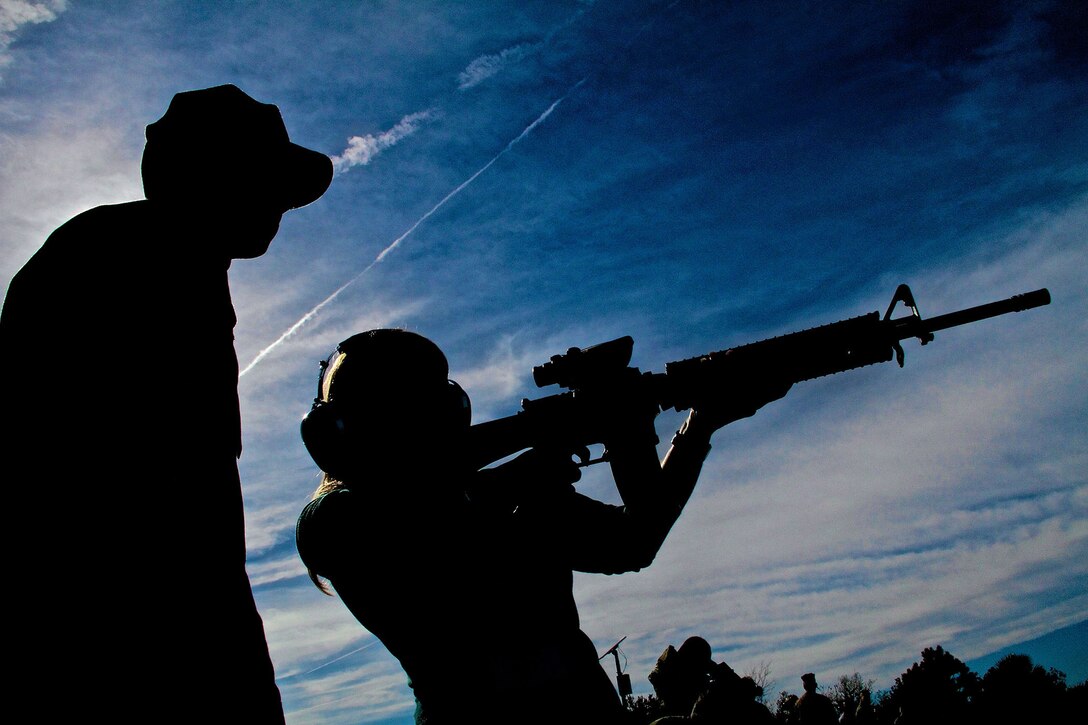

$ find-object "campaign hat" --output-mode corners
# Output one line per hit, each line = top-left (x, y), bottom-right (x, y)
(142, 84), (333, 210)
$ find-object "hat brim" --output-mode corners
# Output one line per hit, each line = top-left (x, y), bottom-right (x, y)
(280, 143), (334, 210)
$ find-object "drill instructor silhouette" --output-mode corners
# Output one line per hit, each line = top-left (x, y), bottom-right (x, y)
(1, 85), (333, 721)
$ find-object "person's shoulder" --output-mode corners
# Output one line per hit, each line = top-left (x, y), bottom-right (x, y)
(299, 488), (356, 528)
(13, 201), (139, 263)
(34, 201), (150, 258)
(4, 202), (145, 310)
(55, 200), (149, 231)
(296, 488), (359, 570)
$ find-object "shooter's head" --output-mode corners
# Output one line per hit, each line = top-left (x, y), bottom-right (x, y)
(300, 329), (471, 482)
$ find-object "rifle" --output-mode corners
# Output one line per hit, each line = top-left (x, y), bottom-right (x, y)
(467, 284), (1051, 469)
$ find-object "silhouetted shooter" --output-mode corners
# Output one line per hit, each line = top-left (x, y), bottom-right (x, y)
(295, 329), (791, 724)
(1, 85), (332, 721)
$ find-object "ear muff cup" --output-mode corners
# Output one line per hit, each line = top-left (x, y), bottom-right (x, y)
(300, 400), (352, 480)
(447, 379), (471, 428)
(301, 379), (471, 480)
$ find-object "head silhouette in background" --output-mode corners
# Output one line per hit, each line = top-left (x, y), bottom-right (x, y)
(649, 635), (716, 717)
(797, 672), (839, 725)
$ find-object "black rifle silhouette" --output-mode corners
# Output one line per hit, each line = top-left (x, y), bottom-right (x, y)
(469, 285), (1051, 469)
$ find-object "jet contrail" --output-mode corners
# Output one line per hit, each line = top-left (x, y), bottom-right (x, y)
(240, 81), (585, 378)
(302, 637), (382, 675)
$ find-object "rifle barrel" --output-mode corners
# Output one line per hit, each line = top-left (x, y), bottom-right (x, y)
(921, 288), (1050, 335)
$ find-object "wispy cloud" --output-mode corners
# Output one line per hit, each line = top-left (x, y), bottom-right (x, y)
(457, 1), (596, 90)
(329, 109), (436, 175)
(0, 0), (66, 74)
(458, 42), (541, 90)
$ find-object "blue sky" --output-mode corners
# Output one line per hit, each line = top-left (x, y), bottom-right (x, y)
(2, 1), (1085, 722)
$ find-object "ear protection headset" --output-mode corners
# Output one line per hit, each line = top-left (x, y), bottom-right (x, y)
(300, 337), (471, 480)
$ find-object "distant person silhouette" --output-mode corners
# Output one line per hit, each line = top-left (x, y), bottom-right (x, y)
(690, 664), (774, 724)
(648, 652), (773, 725)
(1, 84), (332, 721)
(778, 693), (800, 723)
(294, 329), (791, 724)
(852, 690), (874, 724)
(796, 673), (838, 725)
(838, 695), (857, 724)
(649, 636), (715, 717)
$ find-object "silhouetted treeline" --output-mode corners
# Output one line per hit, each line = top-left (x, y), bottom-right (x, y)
(621, 644), (1086, 724)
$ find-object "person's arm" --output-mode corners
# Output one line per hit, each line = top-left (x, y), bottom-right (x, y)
(466, 371), (791, 573)
(585, 374), (794, 571)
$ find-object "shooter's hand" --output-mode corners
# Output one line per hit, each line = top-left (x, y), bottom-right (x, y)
(511, 444), (587, 485)
(469, 444), (587, 511)
(686, 371), (793, 437)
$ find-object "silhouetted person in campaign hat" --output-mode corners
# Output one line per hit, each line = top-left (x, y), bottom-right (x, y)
(796, 673), (839, 725)
(1, 84), (332, 722)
